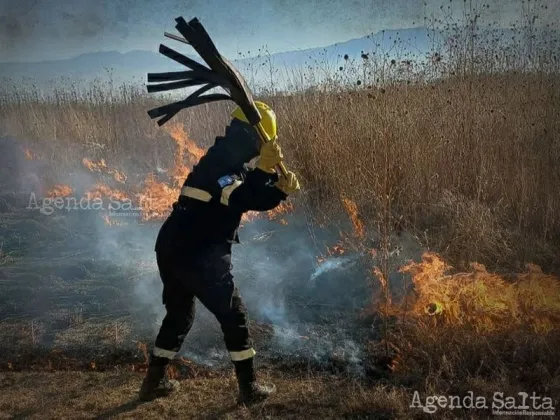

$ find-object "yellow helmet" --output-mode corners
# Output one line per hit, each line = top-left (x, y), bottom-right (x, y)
(231, 101), (277, 140)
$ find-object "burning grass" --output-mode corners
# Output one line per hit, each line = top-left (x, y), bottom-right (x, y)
(82, 158), (127, 184)
(14, 120), (304, 227)
(341, 198), (365, 239)
(46, 184), (73, 198)
(390, 252), (560, 334)
(86, 184), (129, 202)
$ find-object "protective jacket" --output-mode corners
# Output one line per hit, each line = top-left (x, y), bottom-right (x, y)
(155, 119), (287, 253)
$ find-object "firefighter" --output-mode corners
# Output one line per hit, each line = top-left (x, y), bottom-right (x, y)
(139, 101), (300, 405)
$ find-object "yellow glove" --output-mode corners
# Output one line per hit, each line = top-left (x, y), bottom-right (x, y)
(275, 171), (300, 195)
(257, 138), (283, 173)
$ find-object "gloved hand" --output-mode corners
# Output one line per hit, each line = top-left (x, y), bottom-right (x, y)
(275, 171), (300, 195)
(257, 138), (283, 173)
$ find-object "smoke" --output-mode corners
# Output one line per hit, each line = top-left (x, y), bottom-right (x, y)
(310, 254), (360, 282)
(0, 134), (425, 372)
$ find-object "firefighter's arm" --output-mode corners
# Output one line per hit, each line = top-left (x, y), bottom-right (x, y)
(222, 169), (288, 213)
(218, 140), (300, 212)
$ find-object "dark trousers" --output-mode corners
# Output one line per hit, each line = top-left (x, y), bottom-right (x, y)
(153, 242), (253, 360)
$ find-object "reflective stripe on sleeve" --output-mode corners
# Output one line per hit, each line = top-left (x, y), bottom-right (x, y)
(180, 186), (212, 202)
(229, 348), (256, 361)
(220, 180), (243, 206)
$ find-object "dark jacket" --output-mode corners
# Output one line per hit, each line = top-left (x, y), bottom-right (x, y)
(155, 120), (287, 256)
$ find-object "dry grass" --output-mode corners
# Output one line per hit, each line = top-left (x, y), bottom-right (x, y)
(0, 370), (513, 420)
(1, 71), (559, 271)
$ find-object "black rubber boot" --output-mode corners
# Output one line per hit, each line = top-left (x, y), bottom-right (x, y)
(233, 358), (276, 406)
(138, 354), (180, 402)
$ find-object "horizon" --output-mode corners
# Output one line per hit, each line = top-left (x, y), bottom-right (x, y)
(0, 25), (428, 65)
(2, 23), (558, 66)
(1, 0), (558, 64)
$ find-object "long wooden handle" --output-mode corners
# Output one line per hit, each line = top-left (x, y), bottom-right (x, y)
(254, 122), (289, 178)
(275, 161), (289, 178)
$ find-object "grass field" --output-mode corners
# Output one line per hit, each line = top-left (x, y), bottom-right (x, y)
(2, 71), (559, 271)
(1, 371), (419, 420)
(0, 13), (559, 420)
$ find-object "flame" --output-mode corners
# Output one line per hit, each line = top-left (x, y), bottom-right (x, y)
(40, 123), (297, 224)
(47, 184), (73, 198)
(23, 147), (40, 160)
(82, 158), (107, 172)
(165, 122), (205, 187)
(90, 361), (96, 370)
(167, 364), (179, 380)
(165, 122), (205, 162)
(137, 342), (149, 365)
(113, 170), (127, 184)
(130, 363), (147, 373)
(331, 244), (346, 255)
(81, 159), (133, 224)
(317, 242), (346, 264)
(130, 123), (207, 220)
(86, 183), (129, 201)
(342, 198), (365, 238)
(82, 158), (127, 184)
(240, 189), (295, 225)
(390, 252), (560, 333)
(242, 212), (259, 224)
(136, 174), (176, 221)
(373, 266), (392, 306)
(267, 201), (294, 220)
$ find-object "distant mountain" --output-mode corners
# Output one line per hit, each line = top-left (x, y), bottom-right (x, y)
(1, 26), (556, 88)
(0, 28), (437, 86)
(0, 50), (184, 83)
(250, 27), (436, 67)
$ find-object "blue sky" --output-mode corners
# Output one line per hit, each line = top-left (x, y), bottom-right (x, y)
(0, 0), (557, 63)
